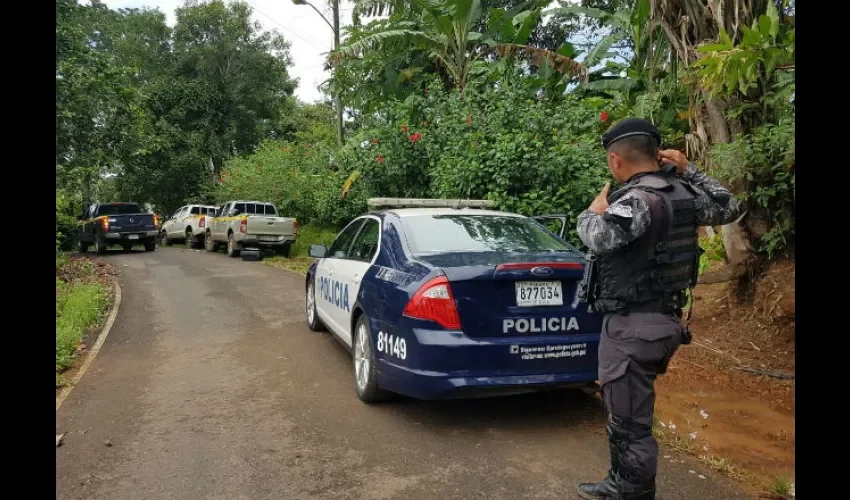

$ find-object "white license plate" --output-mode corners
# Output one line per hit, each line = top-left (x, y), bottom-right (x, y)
(515, 281), (563, 307)
(259, 235), (279, 241)
(128, 234), (139, 240)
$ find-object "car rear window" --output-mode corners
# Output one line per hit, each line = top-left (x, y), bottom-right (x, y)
(97, 203), (143, 216)
(243, 203), (277, 215)
(400, 214), (576, 255)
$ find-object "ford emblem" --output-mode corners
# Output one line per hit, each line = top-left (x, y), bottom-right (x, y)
(531, 266), (553, 277)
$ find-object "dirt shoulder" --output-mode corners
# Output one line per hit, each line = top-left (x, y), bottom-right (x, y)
(655, 258), (795, 498)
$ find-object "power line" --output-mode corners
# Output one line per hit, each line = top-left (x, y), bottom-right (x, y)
(247, 0), (332, 51)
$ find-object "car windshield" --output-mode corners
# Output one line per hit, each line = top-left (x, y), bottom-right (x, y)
(98, 203), (143, 216)
(400, 214), (579, 255)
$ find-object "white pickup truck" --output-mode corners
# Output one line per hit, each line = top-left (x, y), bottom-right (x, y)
(204, 200), (297, 257)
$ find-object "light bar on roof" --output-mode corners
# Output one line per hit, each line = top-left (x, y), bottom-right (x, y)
(367, 198), (496, 209)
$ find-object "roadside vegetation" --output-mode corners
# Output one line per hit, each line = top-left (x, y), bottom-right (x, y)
(55, 255), (110, 387)
(56, 0), (794, 489)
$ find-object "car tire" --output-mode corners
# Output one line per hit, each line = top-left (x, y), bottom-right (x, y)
(186, 229), (199, 249)
(227, 233), (240, 258)
(160, 231), (172, 247)
(144, 238), (156, 252)
(94, 234), (107, 255)
(353, 314), (391, 403)
(305, 279), (326, 332)
(205, 231), (220, 252)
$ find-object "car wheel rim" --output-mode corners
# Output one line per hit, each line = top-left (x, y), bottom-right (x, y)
(306, 283), (315, 325)
(228, 237), (233, 254)
(354, 324), (370, 392)
(186, 232), (192, 245)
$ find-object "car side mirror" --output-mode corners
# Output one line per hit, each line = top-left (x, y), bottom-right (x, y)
(309, 244), (327, 258)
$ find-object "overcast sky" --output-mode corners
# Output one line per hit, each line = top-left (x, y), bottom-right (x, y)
(100, 0), (356, 103)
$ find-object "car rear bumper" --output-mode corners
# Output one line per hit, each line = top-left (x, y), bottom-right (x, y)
(240, 236), (295, 248)
(373, 323), (600, 400)
(105, 231), (157, 241)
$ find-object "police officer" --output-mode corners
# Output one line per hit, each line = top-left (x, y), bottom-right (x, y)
(575, 118), (740, 500)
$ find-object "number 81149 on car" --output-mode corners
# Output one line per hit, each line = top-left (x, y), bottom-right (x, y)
(304, 198), (603, 403)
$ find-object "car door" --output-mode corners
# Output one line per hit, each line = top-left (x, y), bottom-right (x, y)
(532, 215), (568, 239)
(334, 216), (381, 346)
(213, 203), (230, 239)
(165, 207), (186, 238)
(79, 205), (95, 243)
(314, 218), (365, 341)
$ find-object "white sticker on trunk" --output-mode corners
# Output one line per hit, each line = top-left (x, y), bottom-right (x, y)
(509, 343), (587, 360)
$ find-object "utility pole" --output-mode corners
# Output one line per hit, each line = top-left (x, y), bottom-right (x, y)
(292, 0), (344, 145)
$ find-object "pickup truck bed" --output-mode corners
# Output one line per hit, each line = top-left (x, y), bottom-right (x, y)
(77, 202), (159, 254)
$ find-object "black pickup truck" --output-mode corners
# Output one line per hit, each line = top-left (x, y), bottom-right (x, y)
(77, 202), (159, 254)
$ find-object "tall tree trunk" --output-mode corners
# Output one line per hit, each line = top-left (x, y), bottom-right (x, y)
(652, 0), (767, 285)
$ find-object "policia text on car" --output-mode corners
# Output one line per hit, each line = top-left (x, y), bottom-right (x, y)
(574, 118), (741, 500)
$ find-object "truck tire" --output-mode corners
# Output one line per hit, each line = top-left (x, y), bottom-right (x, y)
(205, 231), (221, 253)
(226, 232), (240, 258)
(160, 231), (172, 247)
(186, 229), (200, 249)
(144, 238), (156, 252)
(277, 242), (292, 258)
(78, 236), (89, 254)
(94, 234), (107, 255)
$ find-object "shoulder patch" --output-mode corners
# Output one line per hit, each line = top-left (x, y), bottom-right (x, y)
(606, 203), (634, 219)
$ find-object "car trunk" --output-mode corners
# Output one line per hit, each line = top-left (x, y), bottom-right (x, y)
(419, 252), (602, 338)
(106, 213), (156, 233)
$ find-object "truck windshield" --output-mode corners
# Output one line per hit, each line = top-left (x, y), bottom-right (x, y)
(97, 204), (143, 216)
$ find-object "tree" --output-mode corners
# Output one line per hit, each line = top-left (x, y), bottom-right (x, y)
(335, 0), (586, 91)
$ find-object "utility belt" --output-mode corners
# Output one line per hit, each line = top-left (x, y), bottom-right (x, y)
(594, 291), (687, 315)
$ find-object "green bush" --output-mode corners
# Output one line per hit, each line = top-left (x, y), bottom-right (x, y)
(208, 140), (368, 227)
(339, 84), (612, 247)
(291, 225), (340, 258)
(710, 118), (795, 258)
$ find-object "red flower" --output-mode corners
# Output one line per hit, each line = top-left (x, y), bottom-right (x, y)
(402, 124), (409, 132)
(409, 132), (422, 143)
(376, 155), (384, 164)
(600, 111), (609, 122)
(371, 139), (379, 144)
(466, 116), (472, 125)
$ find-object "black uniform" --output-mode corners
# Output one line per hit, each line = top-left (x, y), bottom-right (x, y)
(575, 119), (740, 500)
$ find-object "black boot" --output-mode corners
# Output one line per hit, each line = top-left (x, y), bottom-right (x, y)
(576, 470), (619, 499)
(617, 475), (655, 500)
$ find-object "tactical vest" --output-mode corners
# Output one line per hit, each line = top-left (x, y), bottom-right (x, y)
(594, 170), (702, 314)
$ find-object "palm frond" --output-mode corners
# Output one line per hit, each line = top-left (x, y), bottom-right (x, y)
(485, 43), (588, 82)
(331, 29), (443, 66)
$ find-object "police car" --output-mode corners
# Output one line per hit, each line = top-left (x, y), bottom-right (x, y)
(305, 198), (603, 402)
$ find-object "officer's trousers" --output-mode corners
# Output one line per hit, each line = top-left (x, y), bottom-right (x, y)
(598, 311), (683, 485)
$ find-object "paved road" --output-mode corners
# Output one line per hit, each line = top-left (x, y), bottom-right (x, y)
(56, 247), (751, 500)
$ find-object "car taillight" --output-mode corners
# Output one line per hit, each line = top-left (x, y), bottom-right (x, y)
(402, 275), (461, 330)
(101, 217), (109, 231)
(153, 214), (159, 227)
(199, 216), (205, 228)
(240, 217), (247, 233)
(293, 218), (297, 236)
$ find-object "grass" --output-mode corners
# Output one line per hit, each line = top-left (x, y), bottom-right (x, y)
(765, 474), (794, 499)
(56, 257), (109, 387)
(262, 224), (340, 276)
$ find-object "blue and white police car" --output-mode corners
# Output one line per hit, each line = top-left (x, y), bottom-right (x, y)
(305, 198), (603, 402)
